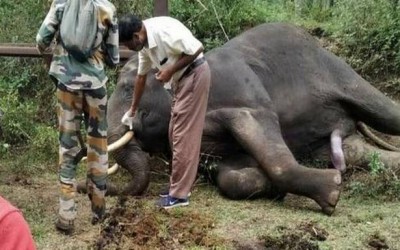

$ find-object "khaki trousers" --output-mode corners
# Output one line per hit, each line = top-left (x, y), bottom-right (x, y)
(169, 62), (211, 198)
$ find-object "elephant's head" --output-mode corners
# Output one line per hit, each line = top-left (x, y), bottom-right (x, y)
(107, 56), (172, 195)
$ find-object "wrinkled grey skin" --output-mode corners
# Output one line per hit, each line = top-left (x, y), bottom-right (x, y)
(107, 23), (400, 214)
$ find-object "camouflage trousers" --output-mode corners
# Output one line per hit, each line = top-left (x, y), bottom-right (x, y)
(56, 83), (108, 222)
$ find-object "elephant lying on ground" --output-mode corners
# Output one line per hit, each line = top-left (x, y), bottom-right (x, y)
(106, 23), (400, 215)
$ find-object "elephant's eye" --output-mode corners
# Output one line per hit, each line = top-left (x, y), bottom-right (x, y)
(141, 110), (149, 118)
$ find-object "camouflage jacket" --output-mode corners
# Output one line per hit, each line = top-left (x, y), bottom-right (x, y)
(36, 0), (119, 90)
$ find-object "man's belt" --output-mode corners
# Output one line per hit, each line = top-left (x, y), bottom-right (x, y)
(179, 57), (206, 81)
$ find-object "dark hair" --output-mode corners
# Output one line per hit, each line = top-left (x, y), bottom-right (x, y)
(118, 14), (143, 42)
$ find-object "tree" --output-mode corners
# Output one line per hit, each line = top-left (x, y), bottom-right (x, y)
(154, 0), (168, 16)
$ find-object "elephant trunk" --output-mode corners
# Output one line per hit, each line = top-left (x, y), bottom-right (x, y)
(111, 145), (150, 195)
(77, 129), (151, 196)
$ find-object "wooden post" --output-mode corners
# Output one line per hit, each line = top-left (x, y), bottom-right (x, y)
(153, 0), (168, 16)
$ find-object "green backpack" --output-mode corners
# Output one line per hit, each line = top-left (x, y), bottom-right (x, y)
(60, 0), (98, 62)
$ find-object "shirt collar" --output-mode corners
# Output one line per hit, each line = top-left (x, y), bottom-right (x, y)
(143, 20), (157, 49)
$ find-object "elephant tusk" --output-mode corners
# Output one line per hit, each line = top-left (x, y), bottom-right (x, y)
(107, 131), (134, 152)
(357, 122), (400, 152)
(107, 163), (120, 175)
(80, 131), (134, 163)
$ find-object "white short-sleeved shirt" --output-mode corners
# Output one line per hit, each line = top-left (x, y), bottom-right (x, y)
(137, 16), (204, 83)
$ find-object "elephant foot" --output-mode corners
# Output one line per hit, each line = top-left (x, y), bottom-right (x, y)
(311, 169), (342, 215)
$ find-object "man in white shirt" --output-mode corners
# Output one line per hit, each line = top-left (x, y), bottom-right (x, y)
(119, 15), (211, 208)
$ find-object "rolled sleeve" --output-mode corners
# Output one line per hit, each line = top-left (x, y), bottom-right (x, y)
(36, 0), (61, 51)
(137, 51), (153, 76)
(164, 33), (203, 56)
(105, 15), (120, 66)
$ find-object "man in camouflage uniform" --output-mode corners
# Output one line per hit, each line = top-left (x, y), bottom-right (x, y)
(36, 0), (119, 234)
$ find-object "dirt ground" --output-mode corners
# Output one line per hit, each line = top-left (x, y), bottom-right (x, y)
(1, 162), (400, 250)
(1, 82), (400, 249)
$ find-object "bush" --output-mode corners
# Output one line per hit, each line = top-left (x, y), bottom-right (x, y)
(0, 88), (58, 157)
(31, 125), (58, 157)
(113, 0), (153, 18)
(347, 152), (400, 201)
(0, 91), (38, 144)
(332, 0), (400, 79)
(170, 0), (269, 50)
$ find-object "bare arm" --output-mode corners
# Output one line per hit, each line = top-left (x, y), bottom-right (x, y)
(130, 74), (147, 115)
(156, 47), (204, 82)
(171, 47), (204, 74)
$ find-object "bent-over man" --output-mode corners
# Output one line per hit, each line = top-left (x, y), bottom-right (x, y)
(119, 15), (211, 209)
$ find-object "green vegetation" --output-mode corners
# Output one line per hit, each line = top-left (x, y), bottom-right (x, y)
(332, 0), (400, 79)
(2, 0), (400, 165)
(1, 0), (400, 248)
(1, 175), (399, 249)
(347, 152), (400, 201)
(368, 152), (385, 176)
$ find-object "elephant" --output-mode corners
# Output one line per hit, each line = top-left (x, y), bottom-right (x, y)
(105, 23), (400, 215)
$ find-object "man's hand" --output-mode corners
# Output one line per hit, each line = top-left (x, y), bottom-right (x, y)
(155, 66), (174, 82)
(36, 44), (46, 54)
(43, 54), (53, 69)
(36, 44), (53, 69)
(36, 44), (52, 54)
(121, 108), (136, 130)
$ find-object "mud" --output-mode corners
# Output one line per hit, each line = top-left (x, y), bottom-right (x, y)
(368, 233), (389, 250)
(257, 222), (328, 250)
(94, 197), (224, 249)
(4, 175), (32, 186)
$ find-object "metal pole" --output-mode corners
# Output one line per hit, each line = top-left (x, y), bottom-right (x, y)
(153, 0), (168, 16)
(0, 43), (134, 60)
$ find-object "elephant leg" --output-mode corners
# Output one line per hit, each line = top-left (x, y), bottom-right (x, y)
(213, 108), (341, 215)
(330, 129), (346, 172)
(344, 134), (400, 171)
(217, 154), (285, 200)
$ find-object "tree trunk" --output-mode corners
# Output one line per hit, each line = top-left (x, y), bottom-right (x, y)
(153, 0), (168, 16)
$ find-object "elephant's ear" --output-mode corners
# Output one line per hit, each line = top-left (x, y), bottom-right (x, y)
(120, 53), (139, 74)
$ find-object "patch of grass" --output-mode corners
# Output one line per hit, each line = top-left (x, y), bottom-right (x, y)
(0, 148), (57, 177)
(344, 152), (400, 201)
(1, 169), (400, 249)
(189, 183), (400, 250)
(2, 147), (400, 249)
(368, 151), (385, 176)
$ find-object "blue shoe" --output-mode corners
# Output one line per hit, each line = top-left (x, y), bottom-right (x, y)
(159, 190), (191, 198)
(158, 195), (189, 209)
